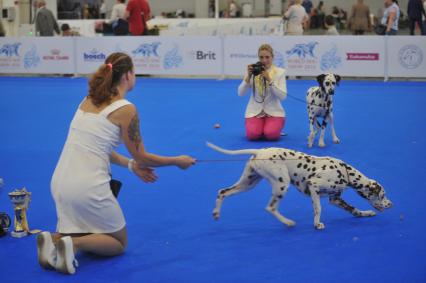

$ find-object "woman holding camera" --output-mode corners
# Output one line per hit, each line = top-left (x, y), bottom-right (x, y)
(238, 44), (287, 141)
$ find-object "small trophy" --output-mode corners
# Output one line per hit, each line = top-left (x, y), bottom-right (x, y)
(8, 188), (32, 238)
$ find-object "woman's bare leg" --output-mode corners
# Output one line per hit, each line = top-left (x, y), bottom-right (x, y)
(52, 227), (127, 256)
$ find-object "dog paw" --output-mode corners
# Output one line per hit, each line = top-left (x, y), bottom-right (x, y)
(318, 142), (326, 148)
(285, 220), (296, 227)
(212, 211), (220, 220)
(360, 210), (376, 217)
(315, 222), (325, 230)
(333, 138), (340, 144)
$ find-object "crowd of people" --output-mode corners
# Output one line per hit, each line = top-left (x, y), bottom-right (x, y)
(2, 0), (425, 37)
(283, 0), (426, 36)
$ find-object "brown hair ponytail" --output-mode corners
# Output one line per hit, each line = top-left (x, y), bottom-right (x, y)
(88, 52), (134, 107)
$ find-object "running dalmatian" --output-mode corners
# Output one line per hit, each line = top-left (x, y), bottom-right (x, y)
(307, 73), (341, 148)
(207, 143), (392, 230)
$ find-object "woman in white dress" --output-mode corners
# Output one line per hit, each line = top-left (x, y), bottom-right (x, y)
(36, 52), (195, 275)
(283, 0), (309, 35)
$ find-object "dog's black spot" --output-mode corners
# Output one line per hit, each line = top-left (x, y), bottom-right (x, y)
(278, 177), (284, 182)
(297, 163), (302, 168)
(322, 165), (327, 170)
(293, 173), (298, 177)
(281, 186), (285, 191)
(303, 164), (308, 169)
(279, 155), (285, 160)
(308, 173), (315, 179)
(312, 167), (317, 172)
(295, 181), (300, 186)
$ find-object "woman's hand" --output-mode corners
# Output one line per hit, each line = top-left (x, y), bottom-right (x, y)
(261, 69), (272, 83)
(174, 155), (196, 169)
(244, 64), (253, 83)
(134, 166), (158, 183)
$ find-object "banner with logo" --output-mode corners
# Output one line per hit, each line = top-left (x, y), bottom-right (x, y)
(75, 36), (222, 75)
(387, 37), (426, 78)
(224, 36), (386, 77)
(0, 37), (74, 74)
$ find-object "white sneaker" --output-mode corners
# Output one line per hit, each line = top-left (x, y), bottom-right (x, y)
(36, 231), (57, 269)
(55, 236), (78, 275)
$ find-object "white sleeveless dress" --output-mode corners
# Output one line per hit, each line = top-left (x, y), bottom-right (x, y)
(51, 99), (132, 234)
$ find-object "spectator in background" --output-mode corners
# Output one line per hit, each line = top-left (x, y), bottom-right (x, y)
(229, 0), (238, 18)
(0, 20), (5, 37)
(302, 0), (313, 15)
(109, 0), (126, 23)
(423, 0), (426, 33)
(349, 0), (371, 35)
(317, 1), (325, 28)
(331, 6), (341, 29)
(125, 0), (150, 35)
(35, 0), (60, 36)
(325, 15), (339, 35)
(407, 0), (426, 35)
(382, 0), (400, 35)
(283, 0), (309, 35)
(100, 0), (106, 18)
(60, 23), (80, 36)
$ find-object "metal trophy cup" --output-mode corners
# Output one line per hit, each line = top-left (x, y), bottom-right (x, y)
(8, 188), (32, 238)
(0, 180), (11, 237)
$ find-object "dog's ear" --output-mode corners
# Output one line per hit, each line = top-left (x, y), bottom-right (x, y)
(334, 74), (341, 85)
(316, 74), (326, 86)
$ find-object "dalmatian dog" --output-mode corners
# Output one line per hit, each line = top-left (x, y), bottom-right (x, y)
(307, 73), (341, 148)
(207, 143), (392, 230)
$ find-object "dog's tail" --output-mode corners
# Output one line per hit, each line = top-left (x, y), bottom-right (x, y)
(206, 142), (260, 156)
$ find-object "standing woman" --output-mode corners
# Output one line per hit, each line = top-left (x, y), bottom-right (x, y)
(382, 0), (400, 35)
(349, 0), (371, 35)
(238, 44), (287, 141)
(283, 0), (309, 35)
(36, 52), (195, 275)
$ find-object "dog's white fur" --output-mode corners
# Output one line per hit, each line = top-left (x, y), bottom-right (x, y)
(207, 143), (392, 230)
(307, 73), (341, 148)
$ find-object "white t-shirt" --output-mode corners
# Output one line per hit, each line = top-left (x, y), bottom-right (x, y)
(284, 4), (308, 35)
(110, 3), (126, 22)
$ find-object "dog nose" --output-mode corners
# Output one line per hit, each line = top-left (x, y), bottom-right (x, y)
(385, 200), (393, 208)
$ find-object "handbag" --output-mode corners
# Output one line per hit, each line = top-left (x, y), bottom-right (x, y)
(374, 24), (387, 35)
(110, 179), (122, 198)
(113, 18), (129, 35)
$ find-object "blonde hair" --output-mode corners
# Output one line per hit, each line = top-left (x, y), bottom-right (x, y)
(258, 44), (274, 58)
(295, 0), (302, 4)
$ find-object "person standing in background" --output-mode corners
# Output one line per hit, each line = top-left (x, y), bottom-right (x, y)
(382, 0), (400, 35)
(283, 0), (308, 35)
(0, 20), (5, 36)
(100, 0), (107, 18)
(407, 0), (426, 35)
(35, 0), (60, 36)
(125, 0), (150, 35)
(349, 0), (371, 35)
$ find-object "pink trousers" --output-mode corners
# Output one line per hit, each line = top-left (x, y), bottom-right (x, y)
(245, 116), (285, 141)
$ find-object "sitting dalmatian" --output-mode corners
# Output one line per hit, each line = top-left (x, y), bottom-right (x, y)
(307, 73), (341, 148)
(207, 143), (392, 230)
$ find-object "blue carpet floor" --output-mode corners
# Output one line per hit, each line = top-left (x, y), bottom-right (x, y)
(0, 76), (425, 283)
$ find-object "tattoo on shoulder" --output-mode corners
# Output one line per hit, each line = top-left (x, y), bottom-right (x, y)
(128, 114), (141, 150)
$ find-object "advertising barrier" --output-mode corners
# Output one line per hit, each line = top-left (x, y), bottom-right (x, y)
(0, 36), (425, 78)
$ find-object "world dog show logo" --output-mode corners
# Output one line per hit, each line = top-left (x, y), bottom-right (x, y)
(0, 42), (22, 68)
(285, 42), (319, 71)
(24, 46), (40, 69)
(131, 42), (162, 70)
(399, 45), (423, 69)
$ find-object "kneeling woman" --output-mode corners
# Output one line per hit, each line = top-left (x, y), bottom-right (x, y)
(238, 44), (287, 141)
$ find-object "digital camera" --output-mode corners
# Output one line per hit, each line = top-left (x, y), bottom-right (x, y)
(251, 61), (265, 76)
